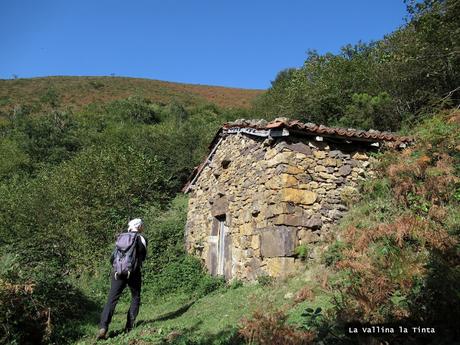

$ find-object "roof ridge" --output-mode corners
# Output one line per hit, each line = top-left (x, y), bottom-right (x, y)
(224, 118), (413, 143)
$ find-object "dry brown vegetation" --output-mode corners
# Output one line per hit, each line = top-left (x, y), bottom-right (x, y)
(329, 110), (460, 331)
(239, 308), (315, 345)
(294, 286), (315, 304)
(0, 278), (51, 342)
(0, 76), (264, 114)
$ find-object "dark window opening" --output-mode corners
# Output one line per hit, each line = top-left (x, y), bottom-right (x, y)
(211, 215), (225, 236)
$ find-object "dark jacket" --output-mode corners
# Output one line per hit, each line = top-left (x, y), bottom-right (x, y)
(135, 234), (147, 266)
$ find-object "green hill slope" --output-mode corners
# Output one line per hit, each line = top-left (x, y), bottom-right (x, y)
(0, 76), (264, 114)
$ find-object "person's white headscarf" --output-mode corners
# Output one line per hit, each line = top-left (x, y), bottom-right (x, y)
(128, 218), (146, 248)
(128, 218), (143, 232)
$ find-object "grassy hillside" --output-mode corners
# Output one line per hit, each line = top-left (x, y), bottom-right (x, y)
(0, 76), (264, 114)
(74, 265), (333, 345)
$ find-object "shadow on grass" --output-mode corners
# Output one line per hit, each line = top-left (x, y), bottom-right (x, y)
(106, 329), (125, 339)
(167, 326), (244, 345)
(46, 284), (102, 345)
(135, 299), (196, 328)
(97, 303), (245, 344)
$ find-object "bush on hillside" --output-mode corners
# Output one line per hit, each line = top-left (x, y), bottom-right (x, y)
(142, 195), (225, 298)
(239, 307), (315, 345)
(1, 110), (82, 174)
(329, 110), (460, 342)
(0, 252), (98, 345)
(0, 142), (171, 272)
(105, 96), (159, 124)
(0, 137), (30, 178)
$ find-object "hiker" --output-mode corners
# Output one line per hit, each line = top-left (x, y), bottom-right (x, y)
(97, 218), (148, 340)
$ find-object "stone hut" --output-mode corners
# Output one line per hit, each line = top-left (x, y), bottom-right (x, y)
(183, 118), (411, 281)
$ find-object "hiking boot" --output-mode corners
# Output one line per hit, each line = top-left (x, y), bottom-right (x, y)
(96, 328), (107, 340)
(125, 319), (134, 333)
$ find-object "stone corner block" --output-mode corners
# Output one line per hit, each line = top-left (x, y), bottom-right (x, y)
(260, 226), (296, 258)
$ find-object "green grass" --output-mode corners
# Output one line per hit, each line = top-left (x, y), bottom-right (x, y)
(74, 268), (333, 344)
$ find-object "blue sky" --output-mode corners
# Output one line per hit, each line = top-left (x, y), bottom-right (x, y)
(0, 1), (407, 89)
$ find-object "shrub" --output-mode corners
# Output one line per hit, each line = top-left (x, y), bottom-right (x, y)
(229, 279), (244, 289)
(322, 241), (346, 267)
(0, 252), (98, 344)
(106, 96), (159, 124)
(295, 244), (310, 260)
(294, 287), (315, 304)
(142, 195), (189, 276)
(339, 92), (398, 131)
(141, 195), (225, 298)
(0, 276), (47, 344)
(300, 307), (323, 332)
(239, 307), (315, 345)
(9, 110), (82, 172)
(0, 142), (171, 271)
(146, 256), (224, 298)
(257, 275), (275, 286)
(40, 88), (60, 108)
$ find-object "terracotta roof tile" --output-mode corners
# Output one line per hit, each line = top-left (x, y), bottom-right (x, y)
(223, 118), (413, 143)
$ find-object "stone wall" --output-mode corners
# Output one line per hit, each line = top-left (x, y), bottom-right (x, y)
(185, 133), (377, 281)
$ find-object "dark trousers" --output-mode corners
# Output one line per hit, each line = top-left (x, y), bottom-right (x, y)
(99, 270), (142, 330)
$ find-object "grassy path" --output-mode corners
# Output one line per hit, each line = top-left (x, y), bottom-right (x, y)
(74, 270), (332, 344)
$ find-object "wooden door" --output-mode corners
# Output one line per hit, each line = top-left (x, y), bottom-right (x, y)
(207, 215), (232, 279)
(217, 219), (227, 276)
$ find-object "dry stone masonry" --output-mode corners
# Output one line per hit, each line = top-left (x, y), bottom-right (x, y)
(183, 118), (411, 281)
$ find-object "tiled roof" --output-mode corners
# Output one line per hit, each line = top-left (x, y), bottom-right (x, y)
(223, 118), (413, 144)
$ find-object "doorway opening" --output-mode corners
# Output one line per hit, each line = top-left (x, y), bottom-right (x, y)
(209, 215), (230, 278)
